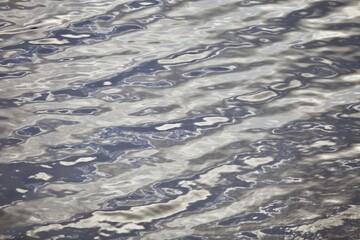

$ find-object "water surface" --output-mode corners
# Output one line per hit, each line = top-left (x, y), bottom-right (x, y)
(0, 0), (359, 239)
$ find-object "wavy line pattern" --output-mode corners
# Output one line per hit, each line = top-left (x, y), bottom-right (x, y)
(0, 0), (359, 239)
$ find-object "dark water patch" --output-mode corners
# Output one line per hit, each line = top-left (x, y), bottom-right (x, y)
(0, 137), (23, 148)
(0, 71), (29, 80)
(34, 107), (103, 116)
(16, 126), (42, 136)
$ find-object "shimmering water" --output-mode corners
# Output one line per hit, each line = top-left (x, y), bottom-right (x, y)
(0, 0), (359, 239)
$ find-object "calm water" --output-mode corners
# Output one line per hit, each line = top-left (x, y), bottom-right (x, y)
(0, 0), (359, 239)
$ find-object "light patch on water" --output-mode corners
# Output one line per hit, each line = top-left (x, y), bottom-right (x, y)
(310, 140), (337, 148)
(103, 81), (112, 86)
(155, 123), (182, 131)
(271, 79), (302, 91)
(244, 157), (274, 167)
(194, 116), (229, 126)
(61, 34), (91, 38)
(16, 188), (28, 193)
(29, 172), (52, 181)
(59, 157), (97, 166)
(40, 165), (53, 169)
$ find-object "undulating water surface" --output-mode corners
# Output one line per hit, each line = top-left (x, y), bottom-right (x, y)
(0, 0), (359, 239)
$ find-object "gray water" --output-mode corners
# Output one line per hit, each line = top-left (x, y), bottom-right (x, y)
(0, 0), (359, 239)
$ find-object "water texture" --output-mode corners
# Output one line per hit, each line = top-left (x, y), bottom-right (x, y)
(0, 0), (359, 239)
